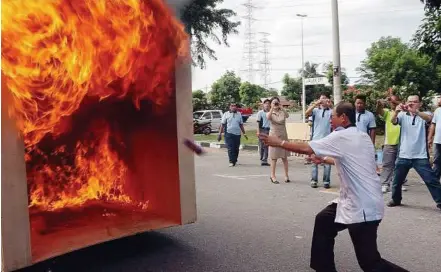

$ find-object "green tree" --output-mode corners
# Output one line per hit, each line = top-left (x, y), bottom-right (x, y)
(324, 61), (350, 90)
(357, 36), (438, 96)
(420, 0), (441, 9)
(413, 8), (441, 68)
(265, 88), (279, 97)
(192, 89), (209, 111)
(239, 82), (265, 107)
(208, 70), (241, 111)
(181, 0), (240, 69)
(281, 74), (302, 101)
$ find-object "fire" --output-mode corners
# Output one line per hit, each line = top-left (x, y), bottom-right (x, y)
(2, 0), (188, 211)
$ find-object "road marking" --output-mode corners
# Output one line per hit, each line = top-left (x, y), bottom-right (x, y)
(213, 174), (268, 180)
(319, 190), (339, 195)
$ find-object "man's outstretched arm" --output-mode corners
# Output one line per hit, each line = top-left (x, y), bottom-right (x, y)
(259, 134), (314, 155)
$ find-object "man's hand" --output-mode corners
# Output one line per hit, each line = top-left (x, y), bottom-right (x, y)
(395, 104), (405, 112)
(217, 134), (222, 142)
(308, 154), (324, 164)
(258, 134), (283, 147)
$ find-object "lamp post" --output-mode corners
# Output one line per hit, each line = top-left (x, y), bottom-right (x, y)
(296, 13), (307, 123)
(331, 0), (342, 104)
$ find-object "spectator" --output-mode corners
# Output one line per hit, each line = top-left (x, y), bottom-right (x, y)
(218, 102), (248, 167)
(257, 99), (271, 166)
(355, 94), (376, 144)
(267, 97), (290, 184)
(388, 95), (441, 210)
(305, 93), (333, 189)
(429, 99), (441, 179)
(376, 95), (407, 193)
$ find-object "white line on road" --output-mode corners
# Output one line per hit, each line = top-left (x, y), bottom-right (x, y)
(213, 174), (268, 180)
(319, 190), (339, 195)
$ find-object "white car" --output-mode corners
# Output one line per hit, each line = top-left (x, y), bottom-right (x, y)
(193, 110), (223, 131)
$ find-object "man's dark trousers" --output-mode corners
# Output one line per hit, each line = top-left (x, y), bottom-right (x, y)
(391, 158), (441, 205)
(433, 143), (441, 179)
(310, 203), (408, 272)
(259, 128), (270, 163)
(225, 132), (241, 164)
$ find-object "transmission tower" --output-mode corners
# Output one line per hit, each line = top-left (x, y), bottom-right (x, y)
(259, 32), (271, 90)
(241, 0), (259, 84)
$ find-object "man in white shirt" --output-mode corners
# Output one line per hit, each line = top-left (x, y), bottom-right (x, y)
(218, 102), (248, 167)
(260, 102), (407, 272)
(428, 103), (441, 179)
(388, 95), (441, 209)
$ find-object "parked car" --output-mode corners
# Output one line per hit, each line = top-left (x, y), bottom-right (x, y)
(193, 110), (223, 131)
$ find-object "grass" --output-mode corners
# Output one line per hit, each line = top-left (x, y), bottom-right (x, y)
(194, 129), (386, 150)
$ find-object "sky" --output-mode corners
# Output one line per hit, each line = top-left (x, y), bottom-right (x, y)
(190, 0), (426, 92)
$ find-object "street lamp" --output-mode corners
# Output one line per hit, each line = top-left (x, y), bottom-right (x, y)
(331, 0), (342, 104)
(296, 14), (307, 123)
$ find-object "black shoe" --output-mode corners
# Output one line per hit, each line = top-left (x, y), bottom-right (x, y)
(261, 162), (270, 166)
(285, 178), (291, 183)
(437, 204), (441, 210)
(387, 200), (401, 207)
(311, 181), (318, 188)
(323, 183), (330, 189)
(270, 177), (279, 184)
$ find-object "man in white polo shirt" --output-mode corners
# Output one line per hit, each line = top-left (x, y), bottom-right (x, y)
(428, 100), (441, 179)
(218, 102), (248, 167)
(388, 95), (441, 209)
(260, 102), (407, 272)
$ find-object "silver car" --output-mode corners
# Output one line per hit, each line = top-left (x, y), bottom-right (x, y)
(193, 110), (223, 131)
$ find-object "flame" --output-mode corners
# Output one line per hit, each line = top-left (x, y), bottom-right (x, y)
(2, 0), (188, 211)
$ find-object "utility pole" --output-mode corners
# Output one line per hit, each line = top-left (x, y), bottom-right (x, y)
(241, 0), (258, 83)
(297, 13), (307, 123)
(259, 32), (271, 90)
(331, 0), (342, 104)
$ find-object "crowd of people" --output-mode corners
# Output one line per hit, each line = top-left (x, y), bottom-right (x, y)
(217, 95), (441, 271)
(218, 93), (441, 209)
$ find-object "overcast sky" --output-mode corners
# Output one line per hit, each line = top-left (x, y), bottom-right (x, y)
(190, 0), (426, 92)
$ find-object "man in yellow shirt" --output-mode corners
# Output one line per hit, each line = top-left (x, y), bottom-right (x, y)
(376, 95), (405, 193)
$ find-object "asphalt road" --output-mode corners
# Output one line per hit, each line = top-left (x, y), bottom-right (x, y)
(20, 150), (441, 272)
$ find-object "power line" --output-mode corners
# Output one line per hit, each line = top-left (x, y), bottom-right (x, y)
(241, 0), (260, 84)
(259, 32), (271, 89)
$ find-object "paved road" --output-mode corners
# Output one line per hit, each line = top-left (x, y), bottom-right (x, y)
(21, 150), (441, 272)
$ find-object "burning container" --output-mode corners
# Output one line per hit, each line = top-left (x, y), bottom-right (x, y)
(1, 0), (196, 271)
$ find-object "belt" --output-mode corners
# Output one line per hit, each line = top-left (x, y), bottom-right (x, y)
(262, 127), (270, 130)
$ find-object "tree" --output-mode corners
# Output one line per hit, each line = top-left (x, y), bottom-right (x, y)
(413, 8), (441, 65)
(281, 74), (302, 101)
(357, 36), (438, 96)
(239, 82), (266, 107)
(181, 0), (240, 69)
(208, 70), (241, 111)
(192, 89), (209, 111)
(324, 61), (349, 90)
(420, 0), (441, 9)
(265, 88), (279, 97)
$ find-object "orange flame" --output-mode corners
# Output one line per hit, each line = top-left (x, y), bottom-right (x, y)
(2, 0), (188, 211)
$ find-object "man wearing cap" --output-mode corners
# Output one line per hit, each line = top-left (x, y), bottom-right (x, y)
(218, 102), (248, 167)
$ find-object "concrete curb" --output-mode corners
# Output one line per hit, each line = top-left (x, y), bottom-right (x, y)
(195, 141), (259, 151)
